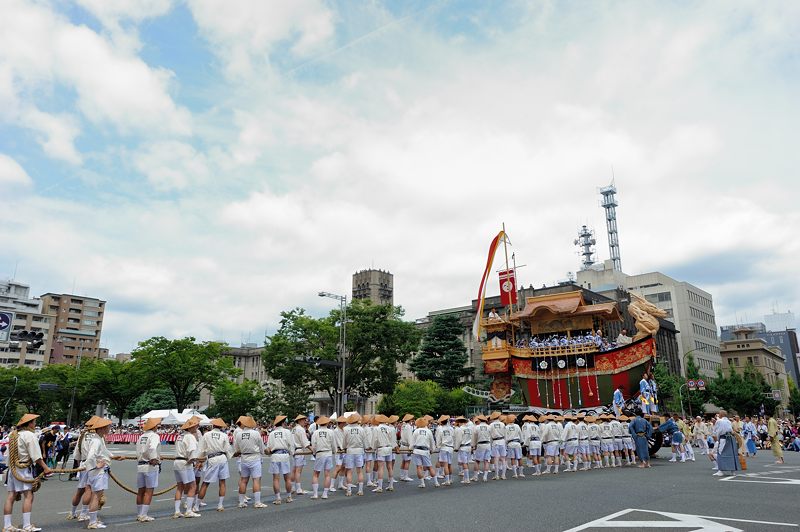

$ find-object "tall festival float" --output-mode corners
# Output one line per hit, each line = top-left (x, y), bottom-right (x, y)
(471, 229), (666, 445)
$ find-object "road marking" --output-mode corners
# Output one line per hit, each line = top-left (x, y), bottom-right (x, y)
(563, 508), (798, 531)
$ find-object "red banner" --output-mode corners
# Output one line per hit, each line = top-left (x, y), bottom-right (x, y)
(499, 269), (517, 306)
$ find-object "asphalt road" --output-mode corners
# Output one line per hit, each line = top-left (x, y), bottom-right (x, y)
(10, 446), (800, 531)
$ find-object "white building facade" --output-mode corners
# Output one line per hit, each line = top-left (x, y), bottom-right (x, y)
(0, 280), (53, 367)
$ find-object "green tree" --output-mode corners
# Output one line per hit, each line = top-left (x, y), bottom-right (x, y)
(279, 383), (314, 419)
(436, 387), (473, 416)
(207, 380), (265, 422)
(86, 359), (149, 423)
(651, 361), (681, 413)
(788, 377), (800, 417)
(252, 383), (284, 424)
(409, 314), (472, 389)
(264, 301), (421, 410)
(132, 337), (240, 411)
(710, 363), (778, 416)
(387, 380), (442, 417)
(129, 387), (179, 416)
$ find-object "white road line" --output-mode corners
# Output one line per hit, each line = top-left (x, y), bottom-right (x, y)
(563, 508), (798, 531)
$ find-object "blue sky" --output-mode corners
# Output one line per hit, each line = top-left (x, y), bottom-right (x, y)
(1, 0), (799, 354)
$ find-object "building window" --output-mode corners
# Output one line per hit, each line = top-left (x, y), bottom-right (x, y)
(753, 356), (759, 364)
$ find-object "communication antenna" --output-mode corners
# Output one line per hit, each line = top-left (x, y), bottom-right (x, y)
(599, 181), (622, 271)
(574, 225), (597, 271)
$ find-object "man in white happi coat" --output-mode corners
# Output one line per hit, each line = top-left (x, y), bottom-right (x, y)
(471, 415), (492, 482)
(331, 417), (347, 491)
(197, 418), (232, 512)
(82, 418), (122, 529)
(398, 414), (415, 481)
(540, 415), (562, 474)
(561, 414), (579, 472)
(411, 418), (439, 488)
(599, 415), (615, 468)
(609, 415), (626, 467)
(233, 416), (266, 509)
(576, 414), (592, 470)
(452, 417), (472, 484)
(693, 417), (710, 455)
(503, 415), (524, 478)
(370, 415), (398, 493)
(342, 413), (368, 497)
(488, 412), (507, 480)
(309, 416), (335, 499)
(290, 415), (311, 495)
(587, 416), (603, 468)
(523, 415), (543, 475)
(4, 413), (53, 532)
(620, 415), (636, 465)
(135, 417), (162, 522)
(172, 416), (202, 518)
(434, 415), (454, 485)
(66, 416), (100, 522)
(266, 415), (295, 504)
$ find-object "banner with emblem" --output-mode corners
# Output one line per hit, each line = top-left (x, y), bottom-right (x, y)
(498, 269), (517, 306)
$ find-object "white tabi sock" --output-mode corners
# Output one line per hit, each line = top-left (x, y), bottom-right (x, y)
(22, 513), (31, 528)
(253, 492), (261, 504)
(141, 504), (150, 517)
(89, 511), (97, 525)
(554, 464), (559, 473)
(136, 505), (143, 517)
(175, 499), (182, 513)
(323, 487), (329, 496)
(483, 470), (489, 481)
(295, 481), (302, 492)
(82, 505), (90, 516)
(419, 479), (425, 487)
(218, 496), (224, 509)
(4, 515), (12, 528)
(535, 464), (541, 473)
(71, 505), (79, 516)
(312, 483), (319, 496)
(357, 482), (364, 493)
(186, 497), (195, 511)
(377, 479), (383, 489)
(193, 498), (200, 511)
(238, 494), (245, 505)
(681, 453), (686, 461)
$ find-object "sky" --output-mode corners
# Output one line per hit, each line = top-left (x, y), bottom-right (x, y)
(1, 0), (799, 355)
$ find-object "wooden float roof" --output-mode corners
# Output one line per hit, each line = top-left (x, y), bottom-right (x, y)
(510, 290), (621, 322)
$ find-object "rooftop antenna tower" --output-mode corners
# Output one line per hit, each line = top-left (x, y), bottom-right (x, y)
(599, 180), (622, 271)
(574, 225), (597, 271)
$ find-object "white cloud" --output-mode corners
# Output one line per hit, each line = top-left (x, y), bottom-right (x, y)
(133, 141), (210, 190)
(188, 0), (335, 77)
(75, 0), (174, 52)
(20, 108), (83, 164)
(0, 154), (33, 187)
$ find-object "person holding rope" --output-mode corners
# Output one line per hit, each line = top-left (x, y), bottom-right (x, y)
(82, 417), (123, 529)
(3, 413), (53, 532)
(398, 414), (414, 482)
(172, 416), (201, 518)
(342, 413), (367, 497)
(135, 417), (162, 523)
(197, 418), (232, 512)
(290, 415), (310, 496)
(370, 415), (397, 493)
(66, 416), (100, 522)
(266, 415), (295, 505)
(232, 416), (266, 509)
(309, 416), (334, 499)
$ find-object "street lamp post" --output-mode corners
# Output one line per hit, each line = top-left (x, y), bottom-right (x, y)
(319, 291), (347, 415)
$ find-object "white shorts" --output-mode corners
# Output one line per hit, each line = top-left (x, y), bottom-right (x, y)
(412, 454), (432, 467)
(203, 461), (230, 483)
(506, 446), (522, 460)
(335, 454), (344, 466)
(528, 441), (542, 456)
(87, 471), (109, 492)
(174, 468), (195, 484)
(564, 442), (579, 455)
(601, 441), (615, 453)
(457, 450), (471, 464)
(76, 470), (89, 489)
(402, 450), (412, 462)
(375, 453), (394, 463)
(269, 460), (291, 475)
(136, 471), (159, 489)
(590, 441), (601, 452)
(314, 455), (334, 472)
(491, 443), (507, 458)
(544, 443), (560, 457)
(438, 449), (452, 464)
(613, 440), (624, 451)
(293, 455), (306, 468)
(344, 454), (364, 469)
(577, 443), (589, 455)
(6, 467), (34, 492)
(474, 446), (492, 462)
(623, 438), (634, 450)
(239, 460), (262, 479)
(364, 452), (375, 462)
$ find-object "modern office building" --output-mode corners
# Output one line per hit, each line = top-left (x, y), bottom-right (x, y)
(352, 269), (393, 306)
(720, 327), (788, 406)
(0, 280), (53, 367)
(40, 293), (106, 364)
(577, 260), (720, 377)
(764, 310), (795, 333)
(720, 322), (800, 385)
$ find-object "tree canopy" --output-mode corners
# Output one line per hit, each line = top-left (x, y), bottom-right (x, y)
(409, 314), (472, 389)
(709, 363), (778, 416)
(132, 336), (240, 411)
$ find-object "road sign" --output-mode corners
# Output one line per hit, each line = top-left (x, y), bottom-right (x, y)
(688, 379), (696, 391)
(772, 390), (782, 401)
(697, 379), (706, 391)
(0, 311), (13, 342)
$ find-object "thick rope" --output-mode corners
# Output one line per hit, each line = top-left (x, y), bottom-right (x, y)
(106, 468), (177, 496)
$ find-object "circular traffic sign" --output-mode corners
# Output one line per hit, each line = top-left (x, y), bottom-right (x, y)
(0, 313), (11, 331)
(697, 379), (705, 387)
(688, 380), (696, 386)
